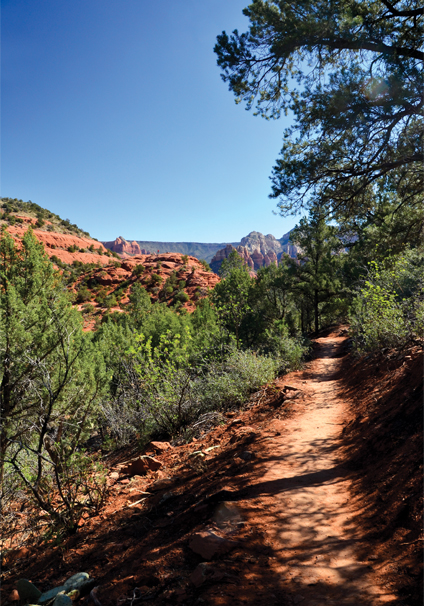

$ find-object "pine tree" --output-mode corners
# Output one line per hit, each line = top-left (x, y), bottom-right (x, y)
(290, 207), (343, 333)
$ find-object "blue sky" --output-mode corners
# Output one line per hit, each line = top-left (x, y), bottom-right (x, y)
(1, 0), (296, 242)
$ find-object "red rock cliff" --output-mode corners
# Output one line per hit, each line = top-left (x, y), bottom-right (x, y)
(102, 236), (142, 257)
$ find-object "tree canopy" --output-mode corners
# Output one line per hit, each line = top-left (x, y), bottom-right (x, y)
(214, 0), (423, 228)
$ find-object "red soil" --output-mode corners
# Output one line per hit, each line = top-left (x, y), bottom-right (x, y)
(2, 329), (422, 605)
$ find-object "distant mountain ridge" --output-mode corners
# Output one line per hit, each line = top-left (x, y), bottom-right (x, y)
(102, 230), (297, 265)
(134, 240), (240, 263)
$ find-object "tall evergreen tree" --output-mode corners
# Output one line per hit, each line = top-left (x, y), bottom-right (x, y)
(290, 207), (344, 333)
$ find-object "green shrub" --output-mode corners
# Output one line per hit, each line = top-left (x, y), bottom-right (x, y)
(199, 259), (211, 272)
(102, 335), (280, 444)
(76, 286), (92, 303)
(132, 264), (145, 276)
(350, 249), (424, 352)
(151, 273), (163, 285)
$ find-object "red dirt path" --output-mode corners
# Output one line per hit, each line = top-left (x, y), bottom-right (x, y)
(2, 329), (422, 606)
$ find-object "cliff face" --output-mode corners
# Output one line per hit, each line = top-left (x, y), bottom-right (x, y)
(101, 230), (301, 265)
(102, 236), (142, 257)
(210, 231), (300, 274)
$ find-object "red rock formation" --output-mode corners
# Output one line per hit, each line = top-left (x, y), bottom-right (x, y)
(210, 235), (297, 274)
(250, 249), (265, 271)
(5, 224), (111, 266)
(102, 236), (142, 257)
(263, 251), (278, 267)
(73, 253), (220, 325)
(236, 246), (255, 270)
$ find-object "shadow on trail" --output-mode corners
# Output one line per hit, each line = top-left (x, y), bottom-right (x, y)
(4, 333), (415, 606)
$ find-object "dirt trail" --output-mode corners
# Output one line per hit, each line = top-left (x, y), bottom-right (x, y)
(241, 332), (397, 605)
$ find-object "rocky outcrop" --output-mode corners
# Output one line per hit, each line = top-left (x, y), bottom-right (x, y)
(5, 224), (110, 266)
(73, 253), (220, 327)
(210, 244), (279, 274)
(102, 236), (142, 257)
(240, 231), (282, 255)
(210, 231), (300, 274)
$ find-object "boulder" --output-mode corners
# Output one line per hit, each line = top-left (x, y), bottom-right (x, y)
(53, 595), (72, 606)
(16, 580), (41, 604)
(63, 573), (89, 591)
(149, 441), (172, 454)
(38, 587), (67, 604)
(143, 456), (162, 471)
(119, 457), (149, 477)
(119, 455), (162, 477)
(188, 530), (238, 560)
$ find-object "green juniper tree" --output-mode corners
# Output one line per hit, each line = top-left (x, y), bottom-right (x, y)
(0, 228), (106, 531)
(212, 250), (254, 348)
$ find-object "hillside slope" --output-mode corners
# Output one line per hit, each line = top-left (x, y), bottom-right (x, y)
(72, 253), (219, 328)
(1, 197), (114, 266)
(1, 200), (219, 321)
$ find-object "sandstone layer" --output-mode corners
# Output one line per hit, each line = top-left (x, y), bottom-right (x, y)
(102, 236), (143, 257)
(5, 222), (111, 266)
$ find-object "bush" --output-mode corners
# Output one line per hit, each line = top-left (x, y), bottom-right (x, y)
(260, 320), (308, 371)
(132, 264), (145, 276)
(199, 349), (279, 411)
(175, 290), (189, 303)
(199, 259), (212, 272)
(102, 334), (280, 444)
(151, 273), (163, 285)
(350, 249), (424, 352)
(10, 446), (108, 535)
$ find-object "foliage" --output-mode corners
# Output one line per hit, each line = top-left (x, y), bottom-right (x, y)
(0, 198), (91, 237)
(350, 248), (424, 352)
(0, 228), (106, 532)
(290, 205), (345, 333)
(132, 263), (145, 276)
(102, 334), (280, 444)
(214, 0), (423, 229)
(213, 250), (254, 347)
(199, 259), (212, 272)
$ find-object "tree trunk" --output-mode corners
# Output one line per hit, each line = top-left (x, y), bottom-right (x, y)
(314, 290), (319, 334)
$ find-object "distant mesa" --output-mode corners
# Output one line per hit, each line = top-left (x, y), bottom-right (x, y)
(102, 231), (299, 273)
(102, 237), (239, 263)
